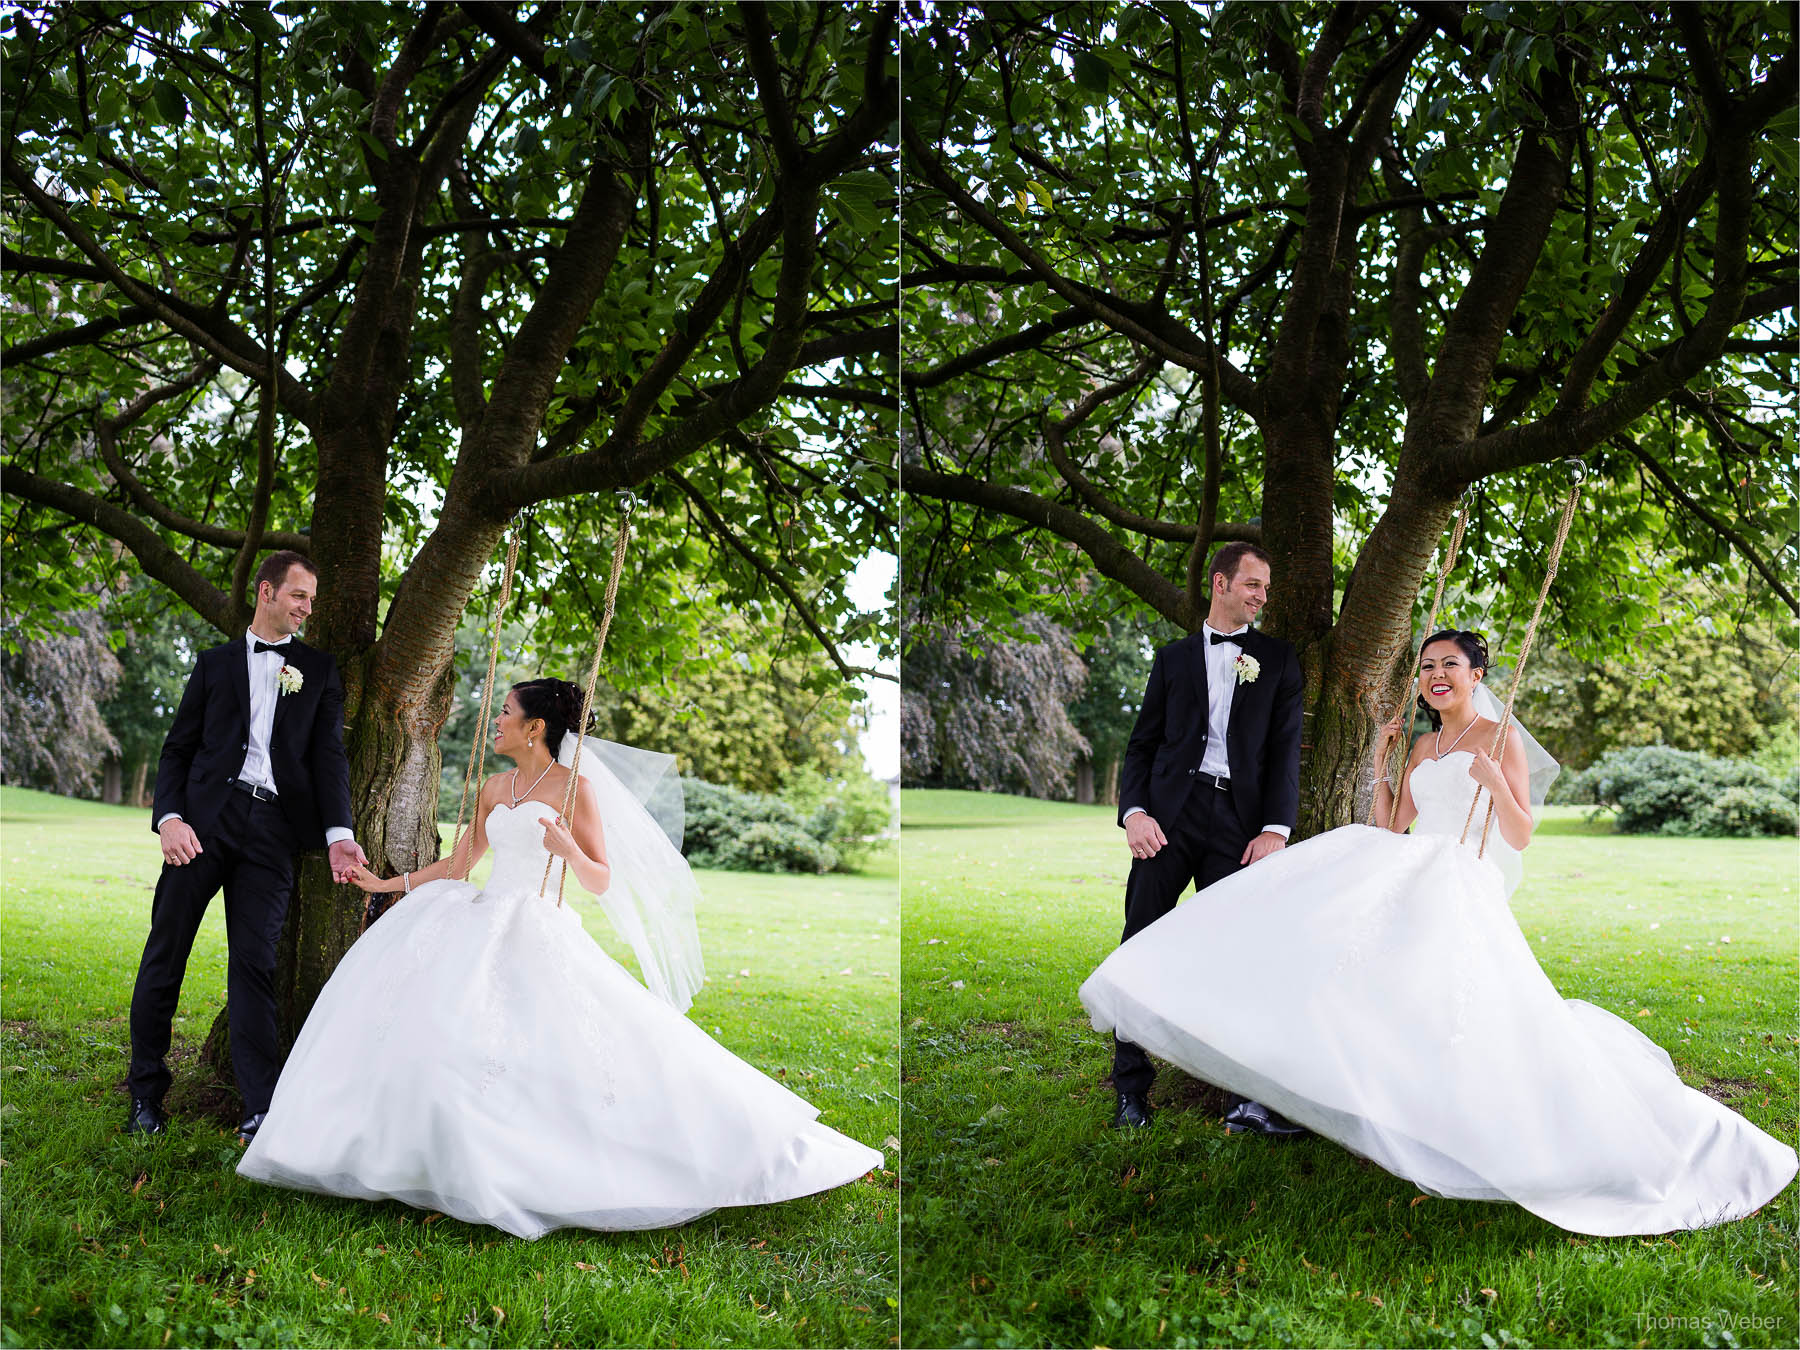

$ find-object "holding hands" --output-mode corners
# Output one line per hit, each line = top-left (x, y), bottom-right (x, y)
(328, 838), (370, 885)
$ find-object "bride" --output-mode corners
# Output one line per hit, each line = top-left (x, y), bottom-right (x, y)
(1080, 630), (1797, 1236)
(238, 677), (881, 1238)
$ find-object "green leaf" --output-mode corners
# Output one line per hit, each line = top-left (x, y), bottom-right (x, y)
(151, 79), (187, 124)
(1070, 50), (1110, 95)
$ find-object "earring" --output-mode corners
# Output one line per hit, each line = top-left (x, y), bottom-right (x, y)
(527, 738), (534, 748)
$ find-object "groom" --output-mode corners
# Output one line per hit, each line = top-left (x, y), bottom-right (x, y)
(128, 551), (366, 1142)
(1111, 541), (1304, 1133)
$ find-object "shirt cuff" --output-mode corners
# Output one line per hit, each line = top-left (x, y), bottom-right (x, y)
(325, 827), (355, 847)
(1121, 806), (1145, 821)
(156, 813), (182, 830)
(1261, 823), (1292, 839)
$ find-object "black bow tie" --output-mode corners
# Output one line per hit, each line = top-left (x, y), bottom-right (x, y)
(1209, 631), (1248, 647)
(253, 640), (290, 655)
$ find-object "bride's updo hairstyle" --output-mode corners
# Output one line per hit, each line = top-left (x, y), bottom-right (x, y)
(1415, 630), (1489, 731)
(509, 678), (595, 759)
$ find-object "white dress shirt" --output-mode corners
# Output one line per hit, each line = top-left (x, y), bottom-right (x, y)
(158, 630), (354, 846)
(1124, 623), (1290, 839)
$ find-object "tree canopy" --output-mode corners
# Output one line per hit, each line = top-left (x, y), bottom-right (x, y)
(901, 0), (1795, 829)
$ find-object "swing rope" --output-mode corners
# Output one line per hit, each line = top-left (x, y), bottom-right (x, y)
(449, 517), (526, 883)
(1367, 498), (1470, 825)
(1457, 473), (1584, 857)
(540, 511), (633, 906)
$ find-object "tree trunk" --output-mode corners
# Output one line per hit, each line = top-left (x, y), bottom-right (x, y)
(1075, 757), (1094, 805)
(1102, 757), (1119, 807)
(128, 756), (149, 808)
(103, 757), (122, 805)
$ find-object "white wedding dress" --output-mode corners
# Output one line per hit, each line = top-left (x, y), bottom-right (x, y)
(1080, 750), (1798, 1235)
(239, 801), (882, 1238)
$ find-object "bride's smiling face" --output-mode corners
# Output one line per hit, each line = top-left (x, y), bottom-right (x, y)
(1418, 640), (1483, 713)
(492, 694), (545, 761)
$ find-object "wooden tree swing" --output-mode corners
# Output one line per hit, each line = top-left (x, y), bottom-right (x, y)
(1371, 463), (1586, 858)
(362, 508), (633, 931)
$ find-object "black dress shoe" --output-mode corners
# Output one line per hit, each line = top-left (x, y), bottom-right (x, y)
(1222, 1099), (1306, 1138)
(236, 1112), (268, 1145)
(1113, 1091), (1151, 1129)
(125, 1097), (168, 1136)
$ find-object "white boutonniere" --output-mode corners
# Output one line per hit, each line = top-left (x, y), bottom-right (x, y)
(276, 664), (304, 695)
(1234, 653), (1261, 685)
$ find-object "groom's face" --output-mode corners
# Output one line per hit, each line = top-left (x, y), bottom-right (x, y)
(1213, 557), (1270, 629)
(257, 565), (316, 636)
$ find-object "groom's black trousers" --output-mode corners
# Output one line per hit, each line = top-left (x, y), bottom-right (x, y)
(128, 791), (297, 1115)
(1112, 780), (1251, 1098)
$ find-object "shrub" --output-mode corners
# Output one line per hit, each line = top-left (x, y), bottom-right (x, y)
(705, 820), (838, 874)
(1559, 745), (1798, 837)
(780, 764), (895, 871)
(681, 778), (838, 874)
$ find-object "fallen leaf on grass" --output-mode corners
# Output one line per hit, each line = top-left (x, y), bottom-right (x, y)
(1410, 1195), (1427, 1207)
(1481, 1288), (1498, 1302)
(575, 1261), (597, 1271)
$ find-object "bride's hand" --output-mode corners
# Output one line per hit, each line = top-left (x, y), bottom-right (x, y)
(1467, 747), (1507, 794)
(343, 862), (395, 894)
(1373, 711), (1409, 762)
(541, 815), (579, 862)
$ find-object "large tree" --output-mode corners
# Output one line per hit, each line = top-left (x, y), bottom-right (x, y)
(2, 1), (896, 1073)
(901, 1), (1795, 833)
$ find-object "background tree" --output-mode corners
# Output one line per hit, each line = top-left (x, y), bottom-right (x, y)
(1068, 612), (1175, 804)
(901, 1), (1796, 833)
(0, 606), (121, 796)
(2, 1), (896, 1077)
(97, 582), (218, 806)
(901, 610), (1090, 800)
(1513, 584), (1798, 774)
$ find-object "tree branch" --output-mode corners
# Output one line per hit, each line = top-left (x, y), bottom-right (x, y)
(2, 467), (235, 634)
(2, 306), (155, 364)
(902, 464), (1205, 630)
(668, 468), (893, 683)
(1620, 433), (1797, 614)
(901, 121), (1264, 415)
(902, 309), (1092, 389)
(0, 155), (317, 428)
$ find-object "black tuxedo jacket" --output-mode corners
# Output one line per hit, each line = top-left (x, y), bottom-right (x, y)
(1116, 627), (1304, 840)
(150, 637), (353, 850)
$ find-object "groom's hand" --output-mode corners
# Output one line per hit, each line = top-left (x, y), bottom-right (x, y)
(328, 838), (369, 883)
(158, 818), (203, 866)
(1240, 831), (1286, 866)
(1124, 812), (1167, 860)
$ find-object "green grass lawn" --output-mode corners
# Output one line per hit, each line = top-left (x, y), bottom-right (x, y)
(0, 786), (898, 1349)
(900, 789), (1799, 1350)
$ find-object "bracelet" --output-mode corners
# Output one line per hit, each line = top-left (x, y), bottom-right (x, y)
(403, 871), (412, 894)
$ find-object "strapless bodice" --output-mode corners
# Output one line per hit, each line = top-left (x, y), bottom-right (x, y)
(1408, 750), (1520, 895)
(483, 801), (566, 895)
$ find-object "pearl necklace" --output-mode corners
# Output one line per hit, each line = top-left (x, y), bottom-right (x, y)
(1435, 715), (1479, 759)
(510, 759), (554, 807)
